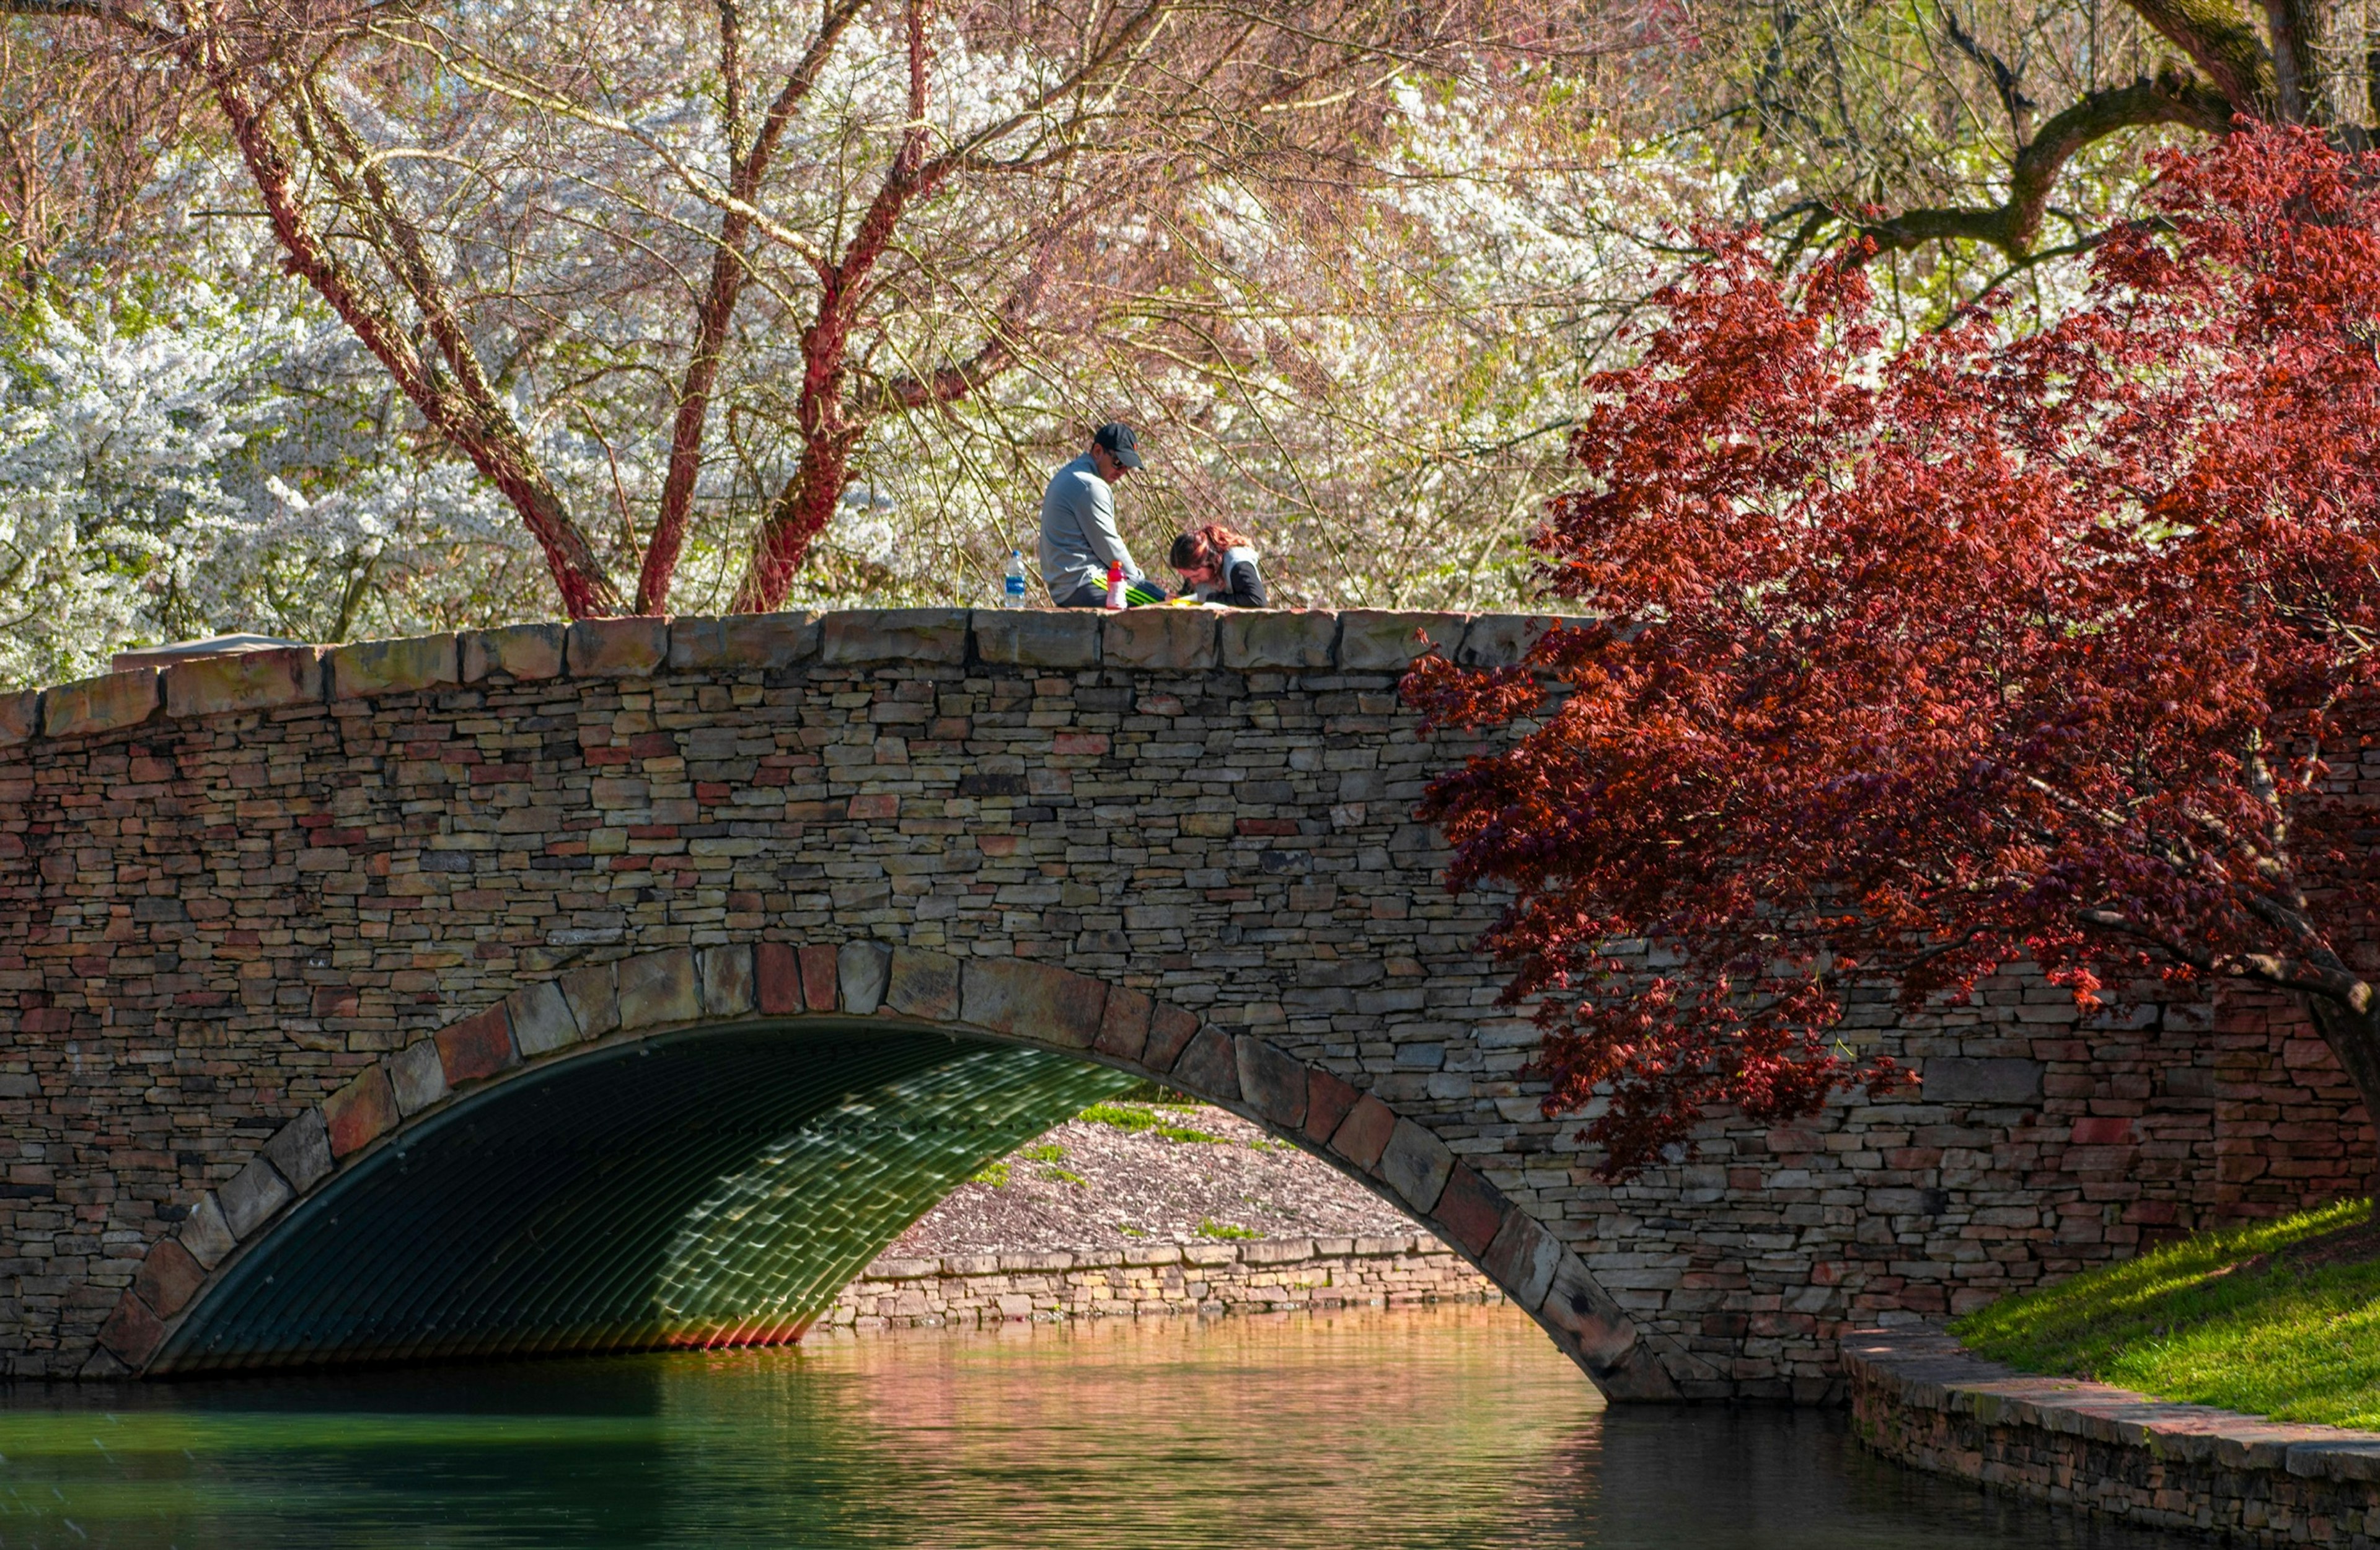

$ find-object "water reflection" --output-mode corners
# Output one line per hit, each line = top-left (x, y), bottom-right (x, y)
(0, 1303), (2195, 1549)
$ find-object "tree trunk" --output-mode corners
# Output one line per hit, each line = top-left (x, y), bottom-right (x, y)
(2299, 993), (2380, 1186)
(734, 429), (858, 613)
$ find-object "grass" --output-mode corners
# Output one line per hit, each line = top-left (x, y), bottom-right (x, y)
(1077, 1101), (1224, 1144)
(1952, 1198), (2380, 1428)
(1197, 1218), (1259, 1240)
(1020, 1143), (1067, 1163)
(966, 1160), (1011, 1188)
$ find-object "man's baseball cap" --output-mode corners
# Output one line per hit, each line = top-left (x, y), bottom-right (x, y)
(1095, 421), (1145, 469)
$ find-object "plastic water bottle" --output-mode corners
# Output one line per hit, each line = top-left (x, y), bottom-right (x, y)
(1103, 561), (1127, 610)
(1003, 549), (1027, 608)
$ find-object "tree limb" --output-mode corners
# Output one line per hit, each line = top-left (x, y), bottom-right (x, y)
(1852, 70), (2236, 259)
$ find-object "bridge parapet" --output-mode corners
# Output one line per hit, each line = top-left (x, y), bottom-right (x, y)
(2, 607), (1555, 751)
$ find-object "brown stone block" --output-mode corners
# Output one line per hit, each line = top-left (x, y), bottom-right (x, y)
(560, 961), (620, 1041)
(668, 612), (822, 671)
(1171, 1026), (1241, 1104)
(961, 959), (1107, 1047)
(1093, 986), (1152, 1063)
(97, 1290), (166, 1367)
(461, 623), (565, 682)
(437, 1004), (518, 1084)
(821, 609), (969, 664)
(700, 944), (755, 1017)
(324, 1067), (399, 1158)
(798, 945), (840, 1012)
(1235, 1037), (1308, 1129)
(1329, 1094), (1398, 1169)
(884, 948), (962, 1021)
(261, 1109), (333, 1193)
(1102, 609), (1217, 670)
(1220, 610), (1338, 670)
(328, 634), (459, 699)
(566, 617), (668, 678)
(1378, 1117), (1454, 1212)
(43, 669), (159, 739)
(1480, 1209), (1561, 1310)
(133, 1238), (206, 1318)
(0, 687), (39, 747)
(1432, 1163), (1505, 1256)
(756, 942), (803, 1015)
(387, 1039), (447, 1116)
(1143, 1004), (1201, 1071)
(1537, 1253), (1642, 1369)
(164, 646), (323, 718)
(972, 610), (1101, 667)
(618, 948), (701, 1029)
(507, 980), (581, 1059)
(1335, 610), (1468, 671)
(1303, 1068), (1361, 1145)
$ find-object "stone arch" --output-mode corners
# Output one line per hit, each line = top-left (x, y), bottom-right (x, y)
(94, 941), (1674, 1398)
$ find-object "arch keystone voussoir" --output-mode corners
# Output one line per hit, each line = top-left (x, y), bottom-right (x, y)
(1168, 1026), (1239, 1103)
(960, 959), (1107, 1047)
(699, 945), (755, 1018)
(619, 948), (700, 1029)
(883, 947), (961, 1020)
(1235, 1036), (1308, 1128)
(838, 941), (891, 1013)
(436, 1003), (518, 1084)
(322, 1067), (398, 1159)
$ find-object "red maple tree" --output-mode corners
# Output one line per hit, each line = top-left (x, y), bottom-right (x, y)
(1407, 126), (2380, 1180)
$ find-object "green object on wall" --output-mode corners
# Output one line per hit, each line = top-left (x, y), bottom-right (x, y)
(156, 1023), (1137, 1373)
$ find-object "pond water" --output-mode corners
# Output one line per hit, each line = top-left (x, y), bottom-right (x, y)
(1, 1303), (2195, 1549)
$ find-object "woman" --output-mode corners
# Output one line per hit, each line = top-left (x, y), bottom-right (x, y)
(1167, 524), (1267, 607)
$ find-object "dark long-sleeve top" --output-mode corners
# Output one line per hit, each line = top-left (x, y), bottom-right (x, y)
(1192, 547), (1267, 607)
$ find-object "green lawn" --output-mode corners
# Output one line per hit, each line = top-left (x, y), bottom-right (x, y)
(1952, 1198), (2380, 1428)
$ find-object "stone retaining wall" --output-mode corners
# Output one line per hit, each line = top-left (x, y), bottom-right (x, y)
(821, 1233), (1497, 1333)
(1846, 1326), (2380, 1545)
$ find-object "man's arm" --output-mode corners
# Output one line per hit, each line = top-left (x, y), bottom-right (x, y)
(1080, 478), (1141, 578)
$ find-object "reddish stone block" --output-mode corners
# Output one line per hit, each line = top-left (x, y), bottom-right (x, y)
(1303, 1068), (1361, 1145)
(848, 793), (901, 820)
(2071, 1117), (2135, 1145)
(1432, 1164), (1506, 1257)
(1481, 1209), (1561, 1310)
(97, 1290), (166, 1367)
(133, 1238), (207, 1318)
(324, 1067), (400, 1158)
(798, 945), (840, 1012)
(42, 668), (158, 739)
(437, 1005), (518, 1084)
(1330, 1094), (1398, 1169)
(1094, 986), (1153, 1063)
(756, 943), (803, 1015)
(1144, 1005), (1200, 1071)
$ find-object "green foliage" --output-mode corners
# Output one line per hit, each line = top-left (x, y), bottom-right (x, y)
(1077, 1102), (1223, 1143)
(1196, 1219), (1259, 1241)
(1020, 1143), (1067, 1163)
(966, 1160), (1011, 1188)
(1953, 1199), (2380, 1427)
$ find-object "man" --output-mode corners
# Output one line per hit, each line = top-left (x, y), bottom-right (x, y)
(1038, 421), (1145, 607)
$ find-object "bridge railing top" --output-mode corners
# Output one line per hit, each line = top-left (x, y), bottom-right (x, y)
(1, 606), (1591, 748)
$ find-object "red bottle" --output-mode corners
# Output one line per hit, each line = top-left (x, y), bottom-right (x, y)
(1103, 561), (1127, 610)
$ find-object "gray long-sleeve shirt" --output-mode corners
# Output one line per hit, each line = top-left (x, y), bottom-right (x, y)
(1036, 454), (1141, 601)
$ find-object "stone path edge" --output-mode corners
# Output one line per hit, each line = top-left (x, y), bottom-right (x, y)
(98, 940), (1677, 1402)
(3, 607), (1579, 749)
(1846, 1324), (2380, 1545)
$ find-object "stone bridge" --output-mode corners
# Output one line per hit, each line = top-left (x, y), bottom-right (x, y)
(0, 607), (2367, 1398)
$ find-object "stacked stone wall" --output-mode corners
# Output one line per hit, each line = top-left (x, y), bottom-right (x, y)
(1847, 1327), (2380, 1545)
(822, 1233), (1496, 1333)
(0, 607), (2368, 1393)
